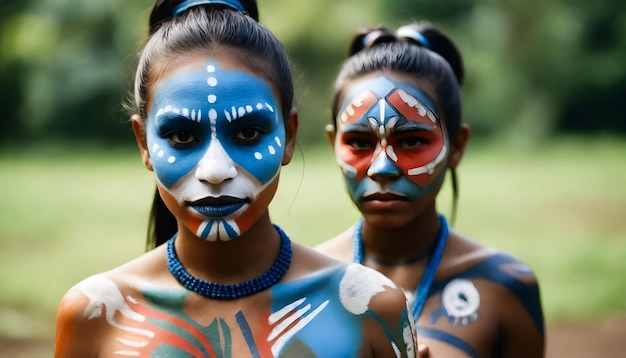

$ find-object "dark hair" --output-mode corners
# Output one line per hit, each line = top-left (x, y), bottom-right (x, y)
(333, 21), (464, 223)
(129, 0), (294, 249)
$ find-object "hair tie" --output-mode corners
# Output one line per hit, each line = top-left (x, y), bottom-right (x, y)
(362, 30), (384, 49)
(173, 0), (245, 16)
(396, 26), (430, 48)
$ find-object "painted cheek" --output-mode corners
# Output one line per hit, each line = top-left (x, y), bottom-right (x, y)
(234, 176), (279, 233)
(157, 184), (203, 234)
(147, 135), (206, 190)
(393, 136), (445, 187)
(223, 126), (286, 186)
(335, 133), (372, 181)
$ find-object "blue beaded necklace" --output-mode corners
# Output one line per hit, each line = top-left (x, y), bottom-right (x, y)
(167, 224), (292, 299)
(353, 215), (449, 320)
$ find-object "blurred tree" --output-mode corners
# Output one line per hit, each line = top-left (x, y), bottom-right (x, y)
(1, 0), (624, 148)
(369, 0), (626, 141)
(0, 0), (152, 146)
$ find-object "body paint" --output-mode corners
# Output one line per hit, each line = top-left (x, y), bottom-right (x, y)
(413, 253), (544, 357)
(146, 61), (285, 241)
(334, 76), (449, 204)
(75, 265), (416, 357)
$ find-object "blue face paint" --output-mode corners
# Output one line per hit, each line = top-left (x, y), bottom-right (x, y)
(145, 61), (286, 241)
(335, 76), (448, 204)
(147, 62), (284, 189)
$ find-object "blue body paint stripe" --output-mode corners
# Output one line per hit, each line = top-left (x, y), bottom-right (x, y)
(235, 311), (260, 358)
(417, 326), (478, 358)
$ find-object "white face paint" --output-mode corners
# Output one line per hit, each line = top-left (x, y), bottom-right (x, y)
(146, 60), (286, 241)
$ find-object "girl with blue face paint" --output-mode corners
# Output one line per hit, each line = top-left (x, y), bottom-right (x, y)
(54, 1), (420, 357)
(317, 22), (546, 357)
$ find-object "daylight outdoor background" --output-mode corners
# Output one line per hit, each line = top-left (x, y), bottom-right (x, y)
(1, 0), (625, 356)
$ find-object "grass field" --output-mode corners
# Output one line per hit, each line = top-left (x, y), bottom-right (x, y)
(0, 137), (624, 341)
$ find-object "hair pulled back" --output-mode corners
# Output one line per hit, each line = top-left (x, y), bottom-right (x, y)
(130, 0), (293, 248)
(334, 21), (465, 222)
(333, 21), (463, 140)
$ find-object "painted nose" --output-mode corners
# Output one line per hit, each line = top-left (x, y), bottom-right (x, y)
(195, 140), (237, 184)
(367, 149), (401, 182)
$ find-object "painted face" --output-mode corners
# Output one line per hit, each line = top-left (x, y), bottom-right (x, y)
(334, 76), (449, 204)
(146, 61), (285, 241)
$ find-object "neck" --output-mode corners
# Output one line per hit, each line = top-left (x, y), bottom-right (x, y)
(174, 212), (281, 283)
(361, 210), (441, 265)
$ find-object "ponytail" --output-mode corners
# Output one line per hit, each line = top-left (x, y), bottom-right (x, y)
(129, 0), (294, 249)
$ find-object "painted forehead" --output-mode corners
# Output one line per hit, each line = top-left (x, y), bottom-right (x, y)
(150, 61), (279, 122)
(337, 76), (440, 127)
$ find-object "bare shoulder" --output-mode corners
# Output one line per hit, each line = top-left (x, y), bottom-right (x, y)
(54, 273), (124, 357)
(55, 249), (166, 357)
(439, 230), (544, 335)
(342, 264), (418, 356)
(443, 230), (540, 286)
(341, 263), (409, 319)
(314, 227), (353, 262)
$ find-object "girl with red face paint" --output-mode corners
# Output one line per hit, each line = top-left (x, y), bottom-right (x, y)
(53, 1), (420, 356)
(317, 21), (545, 358)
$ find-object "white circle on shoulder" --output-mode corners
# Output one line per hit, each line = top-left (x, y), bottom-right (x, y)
(441, 279), (480, 326)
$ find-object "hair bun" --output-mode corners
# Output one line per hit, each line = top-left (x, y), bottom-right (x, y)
(395, 25), (430, 48)
(349, 27), (396, 56)
(399, 22), (464, 86)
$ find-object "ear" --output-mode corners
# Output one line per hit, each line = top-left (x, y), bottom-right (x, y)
(281, 107), (299, 165)
(325, 123), (336, 148)
(448, 123), (470, 169)
(131, 114), (153, 171)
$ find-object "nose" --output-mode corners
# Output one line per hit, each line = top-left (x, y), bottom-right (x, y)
(195, 140), (237, 184)
(367, 149), (401, 183)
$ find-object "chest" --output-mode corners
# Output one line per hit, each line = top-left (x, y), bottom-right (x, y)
(96, 279), (370, 357)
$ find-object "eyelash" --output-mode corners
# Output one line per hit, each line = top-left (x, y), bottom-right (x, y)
(345, 137), (375, 150)
(396, 136), (429, 148)
(167, 131), (199, 147)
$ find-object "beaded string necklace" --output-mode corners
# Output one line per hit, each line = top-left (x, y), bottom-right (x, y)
(167, 224), (292, 299)
(353, 215), (449, 320)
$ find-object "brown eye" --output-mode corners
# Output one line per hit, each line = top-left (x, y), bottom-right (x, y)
(234, 128), (263, 142)
(398, 136), (425, 148)
(169, 131), (198, 145)
(347, 137), (375, 150)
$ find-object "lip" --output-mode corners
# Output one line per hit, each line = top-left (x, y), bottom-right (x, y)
(187, 196), (248, 217)
(363, 192), (409, 201)
(361, 192), (409, 211)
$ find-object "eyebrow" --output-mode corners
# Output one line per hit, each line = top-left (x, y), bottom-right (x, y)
(393, 121), (435, 132)
(341, 118), (434, 133)
(155, 107), (203, 123)
(224, 103), (276, 123)
(340, 121), (375, 133)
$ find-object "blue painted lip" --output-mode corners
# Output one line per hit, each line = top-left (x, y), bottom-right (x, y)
(189, 202), (246, 218)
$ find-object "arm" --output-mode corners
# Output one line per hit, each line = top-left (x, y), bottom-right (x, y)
(365, 283), (419, 358)
(496, 268), (545, 357)
(54, 287), (106, 357)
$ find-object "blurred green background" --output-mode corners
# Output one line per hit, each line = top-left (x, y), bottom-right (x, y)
(1, 0), (625, 352)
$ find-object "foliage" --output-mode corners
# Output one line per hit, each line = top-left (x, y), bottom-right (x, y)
(1, 0), (625, 146)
